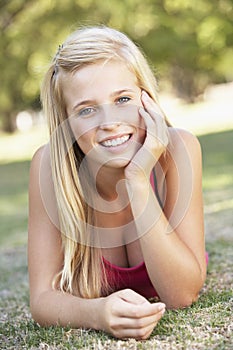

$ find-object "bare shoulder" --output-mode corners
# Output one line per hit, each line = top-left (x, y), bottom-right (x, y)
(29, 144), (52, 202)
(30, 144), (49, 167)
(167, 127), (202, 162)
(29, 143), (58, 230)
(159, 128), (201, 174)
(168, 127), (201, 151)
(30, 144), (50, 178)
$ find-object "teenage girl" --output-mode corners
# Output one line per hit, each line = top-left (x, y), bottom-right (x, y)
(28, 26), (207, 340)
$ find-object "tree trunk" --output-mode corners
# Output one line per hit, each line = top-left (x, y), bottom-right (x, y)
(1, 111), (17, 133)
(170, 65), (197, 103)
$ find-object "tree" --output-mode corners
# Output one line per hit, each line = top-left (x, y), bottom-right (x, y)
(132, 0), (233, 100)
(0, 0), (232, 132)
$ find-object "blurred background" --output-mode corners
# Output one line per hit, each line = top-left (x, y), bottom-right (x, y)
(0, 0), (233, 248)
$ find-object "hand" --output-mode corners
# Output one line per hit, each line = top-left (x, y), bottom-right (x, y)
(125, 91), (169, 182)
(100, 289), (166, 340)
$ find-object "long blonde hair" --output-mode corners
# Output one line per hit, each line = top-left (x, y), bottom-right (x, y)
(40, 25), (169, 298)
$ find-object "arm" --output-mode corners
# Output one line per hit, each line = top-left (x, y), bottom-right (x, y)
(28, 146), (100, 328)
(28, 146), (165, 339)
(125, 94), (207, 309)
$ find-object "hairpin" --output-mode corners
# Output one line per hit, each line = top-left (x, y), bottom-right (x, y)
(54, 44), (64, 75)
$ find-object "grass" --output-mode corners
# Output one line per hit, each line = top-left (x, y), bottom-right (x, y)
(0, 127), (233, 349)
(0, 160), (30, 248)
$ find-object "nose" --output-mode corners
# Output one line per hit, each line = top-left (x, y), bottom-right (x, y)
(98, 104), (121, 130)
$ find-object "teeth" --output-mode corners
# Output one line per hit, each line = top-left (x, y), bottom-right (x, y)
(101, 134), (130, 147)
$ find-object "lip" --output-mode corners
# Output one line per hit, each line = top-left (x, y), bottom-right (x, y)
(99, 133), (132, 144)
(98, 133), (133, 153)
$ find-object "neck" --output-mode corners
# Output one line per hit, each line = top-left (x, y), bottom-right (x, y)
(88, 161), (127, 201)
(99, 167), (127, 201)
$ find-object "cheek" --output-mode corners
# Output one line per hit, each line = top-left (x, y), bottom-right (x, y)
(116, 103), (142, 128)
(68, 117), (96, 153)
(69, 116), (96, 139)
(117, 104), (145, 146)
(76, 134), (92, 154)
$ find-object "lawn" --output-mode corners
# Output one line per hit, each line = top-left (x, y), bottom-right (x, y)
(0, 127), (232, 349)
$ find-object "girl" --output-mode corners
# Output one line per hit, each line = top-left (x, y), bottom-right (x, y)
(28, 26), (207, 340)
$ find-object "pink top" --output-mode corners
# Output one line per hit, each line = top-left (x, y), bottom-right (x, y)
(103, 257), (159, 299)
(102, 171), (209, 299)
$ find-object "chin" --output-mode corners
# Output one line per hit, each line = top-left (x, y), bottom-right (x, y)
(105, 158), (131, 169)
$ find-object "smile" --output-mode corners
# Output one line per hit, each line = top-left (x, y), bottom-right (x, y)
(101, 134), (131, 147)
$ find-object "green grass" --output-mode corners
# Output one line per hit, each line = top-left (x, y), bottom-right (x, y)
(0, 161), (30, 248)
(0, 129), (232, 349)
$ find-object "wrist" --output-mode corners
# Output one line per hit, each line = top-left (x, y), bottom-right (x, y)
(125, 174), (150, 190)
(93, 296), (111, 332)
(125, 176), (151, 202)
(87, 297), (106, 331)
(124, 163), (151, 184)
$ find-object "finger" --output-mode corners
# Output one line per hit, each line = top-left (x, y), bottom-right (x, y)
(117, 305), (165, 328)
(139, 106), (168, 148)
(141, 91), (164, 121)
(139, 107), (157, 137)
(114, 296), (166, 319)
(156, 115), (169, 147)
(111, 308), (165, 340)
(126, 301), (166, 320)
(113, 323), (154, 340)
(141, 92), (169, 145)
(139, 107), (163, 150)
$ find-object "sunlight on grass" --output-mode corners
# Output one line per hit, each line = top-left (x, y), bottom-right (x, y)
(204, 197), (233, 214)
(203, 173), (233, 190)
(0, 124), (48, 163)
(0, 160), (30, 248)
(160, 85), (233, 136)
(0, 193), (28, 214)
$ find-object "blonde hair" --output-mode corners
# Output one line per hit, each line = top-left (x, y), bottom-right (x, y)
(41, 25), (169, 298)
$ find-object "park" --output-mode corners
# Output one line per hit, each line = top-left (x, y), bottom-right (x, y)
(0, 1), (232, 349)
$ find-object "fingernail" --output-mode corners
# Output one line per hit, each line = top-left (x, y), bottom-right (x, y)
(160, 308), (166, 315)
(158, 303), (166, 311)
(142, 90), (148, 98)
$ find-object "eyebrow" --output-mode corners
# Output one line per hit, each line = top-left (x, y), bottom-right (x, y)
(72, 99), (95, 111)
(72, 88), (135, 111)
(110, 88), (135, 97)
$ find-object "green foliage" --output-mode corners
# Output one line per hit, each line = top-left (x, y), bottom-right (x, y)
(1, 0), (233, 131)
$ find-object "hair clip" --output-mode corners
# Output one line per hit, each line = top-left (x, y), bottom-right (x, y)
(54, 44), (64, 75)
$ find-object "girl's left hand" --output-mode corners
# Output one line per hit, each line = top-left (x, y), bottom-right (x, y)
(125, 91), (169, 183)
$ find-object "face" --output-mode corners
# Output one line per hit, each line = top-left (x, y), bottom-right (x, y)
(61, 60), (146, 169)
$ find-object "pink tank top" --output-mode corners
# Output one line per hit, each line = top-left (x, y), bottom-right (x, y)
(102, 171), (159, 299)
(102, 171), (209, 299)
(103, 257), (159, 299)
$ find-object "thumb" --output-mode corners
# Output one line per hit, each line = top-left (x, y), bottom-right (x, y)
(117, 288), (149, 305)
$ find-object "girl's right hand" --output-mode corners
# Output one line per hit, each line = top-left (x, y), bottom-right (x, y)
(124, 91), (169, 184)
(99, 289), (166, 340)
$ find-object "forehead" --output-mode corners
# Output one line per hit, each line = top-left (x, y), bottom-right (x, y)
(61, 60), (138, 101)
(73, 60), (136, 82)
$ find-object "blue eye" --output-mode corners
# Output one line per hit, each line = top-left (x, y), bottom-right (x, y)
(78, 107), (96, 117)
(117, 96), (131, 104)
